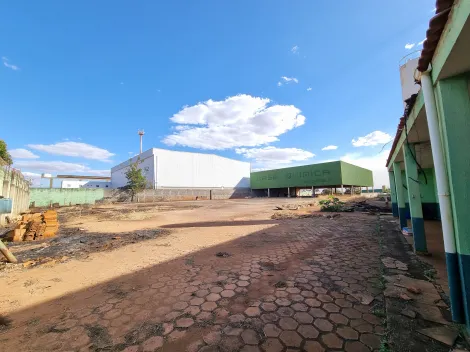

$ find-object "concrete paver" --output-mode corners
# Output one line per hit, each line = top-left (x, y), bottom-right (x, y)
(0, 213), (385, 351)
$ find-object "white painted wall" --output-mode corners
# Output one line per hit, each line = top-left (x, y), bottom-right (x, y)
(154, 149), (250, 188)
(61, 180), (112, 188)
(61, 180), (88, 188)
(110, 148), (250, 189)
(399, 57), (421, 107)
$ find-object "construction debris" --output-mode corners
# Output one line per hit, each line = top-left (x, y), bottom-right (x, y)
(381, 256), (409, 271)
(401, 308), (416, 318)
(343, 287), (374, 305)
(349, 200), (391, 213)
(5, 211), (59, 242)
(215, 251), (231, 258)
(271, 212), (340, 220)
(0, 240), (17, 263)
(273, 203), (315, 211)
(417, 326), (459, 346)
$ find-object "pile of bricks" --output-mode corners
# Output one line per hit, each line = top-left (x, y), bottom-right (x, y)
(8, 210), (59, 242)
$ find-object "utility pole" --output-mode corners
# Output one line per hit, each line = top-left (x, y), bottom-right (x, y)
(138, 130), (145, 154)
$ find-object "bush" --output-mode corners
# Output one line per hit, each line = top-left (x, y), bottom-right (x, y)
(319, 196), (346, 212)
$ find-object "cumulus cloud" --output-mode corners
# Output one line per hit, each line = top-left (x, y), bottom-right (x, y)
(291, 45), (299, 54)
(236, 146), (314, 165)
(162, 94), (306, 150)
(352, 131), (392, 147)
(27, 142), (115, 162)
(405, 43), (415, 50)
(321, 145), (338, 151)
(307, 87), (312, 91)
(13, 160), (110, 176)
(2, 56), (19, 71)
(341, 150), (390, 187)
(10, 148), (39, 159)
(418, 38), (426, 45)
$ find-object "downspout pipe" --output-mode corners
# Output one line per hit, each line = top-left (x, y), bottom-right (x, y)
(421, 66), (464, 323)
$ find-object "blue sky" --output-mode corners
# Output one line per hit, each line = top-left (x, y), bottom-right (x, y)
(1, 0), (435, 187)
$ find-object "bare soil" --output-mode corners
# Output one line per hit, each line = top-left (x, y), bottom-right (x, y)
(0, 196), (372, 314)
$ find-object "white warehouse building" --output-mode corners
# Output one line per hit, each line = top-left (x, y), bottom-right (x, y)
(111, 148), (251, 190)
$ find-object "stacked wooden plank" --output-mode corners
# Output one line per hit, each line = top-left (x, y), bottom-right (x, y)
(7, 211), (59, 242)
(43, 210), (59, 238)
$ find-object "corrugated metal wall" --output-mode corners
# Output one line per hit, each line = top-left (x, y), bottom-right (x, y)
(339, 161), (374, 187)
(250, 162), (343, 189)
(111, 149), (155, 189)
(154, 149), (250, 188)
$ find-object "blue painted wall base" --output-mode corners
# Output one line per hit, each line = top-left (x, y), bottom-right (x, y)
(411, 217), (427, 252)
(404, 202), (440, 220)
(392, 203), (398, 217)
(459, 253), (470, 329)
(398, 207), (407, 229)
(446, 252), (464, 323)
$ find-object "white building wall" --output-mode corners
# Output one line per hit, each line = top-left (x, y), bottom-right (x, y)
(111, 149), (155, 189)
(399, 57), (421, 107)
(61, 180), (88, 188)
(111, 148), (250, 189)
(154, 149), (250, 188)
(61, 180), (111, 189)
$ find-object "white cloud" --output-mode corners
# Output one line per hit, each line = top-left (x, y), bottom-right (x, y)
(10, 148), (39, 159)
(418, 38), (426, 45)
(405, 43), (415, 50)
(291, 45), (299, 54)
(162, 94), (306, 150)
(281, 76), (299, 84)
(13, 160), (110, 176)
(307, 87), (312, 91)
(352, 131), (392, 147)
(341, 150), (390, 187)
(2, 57), (19, 71)
(321, 145), (338, 151)
(277, 81), (283, 87)
(21, 172), (42, 186)
(236, 146), (314, 165)
(27, 142), (115, 161)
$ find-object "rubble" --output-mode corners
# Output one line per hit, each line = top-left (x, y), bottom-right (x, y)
(215, 252), (231, 258)
(273, 203), (316, 211)
(381, 256), (408, 271)
(349, 200), (391, 214)
(417, 327), (459, 346)
(271, 212), (340, 220)
(5, 211), (59, 242)
(343, 287), (374, 305)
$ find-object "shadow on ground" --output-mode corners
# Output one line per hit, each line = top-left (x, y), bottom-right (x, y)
(0, 213), (451, 352)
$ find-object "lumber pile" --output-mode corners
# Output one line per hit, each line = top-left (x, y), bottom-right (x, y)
(7, 211), (59, 242)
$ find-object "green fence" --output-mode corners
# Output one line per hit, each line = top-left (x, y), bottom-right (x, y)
(30, 188), (105, 207)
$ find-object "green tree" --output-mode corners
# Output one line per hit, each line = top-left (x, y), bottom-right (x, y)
(0, 140), (13, 165)
(125, 159), (147, 202)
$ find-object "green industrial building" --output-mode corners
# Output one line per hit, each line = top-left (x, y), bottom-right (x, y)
(250, 161), (373, 197)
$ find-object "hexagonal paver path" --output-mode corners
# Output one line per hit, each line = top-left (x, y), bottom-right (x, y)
(0, 213), (386, 352)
